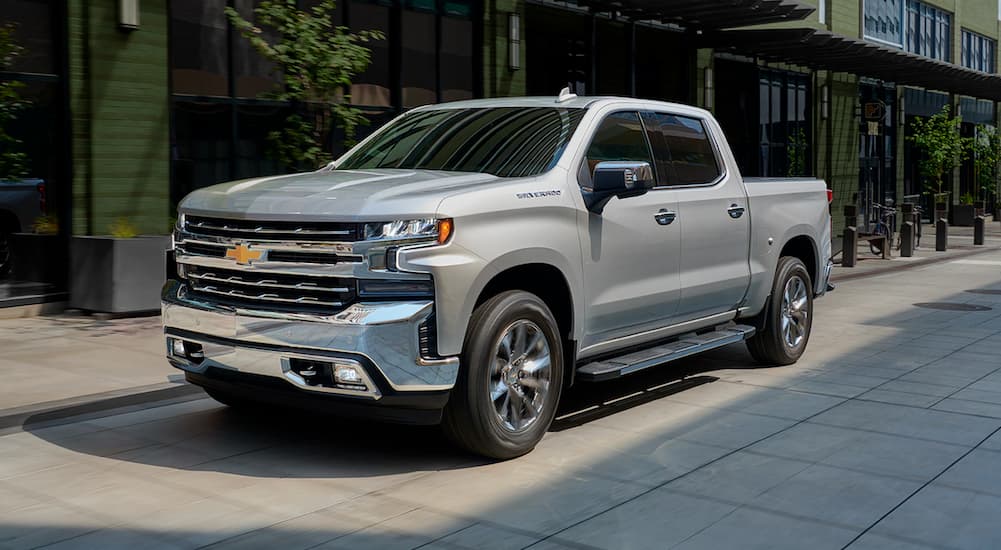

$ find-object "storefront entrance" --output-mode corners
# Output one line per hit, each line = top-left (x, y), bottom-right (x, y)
(858, 81), (897, 232)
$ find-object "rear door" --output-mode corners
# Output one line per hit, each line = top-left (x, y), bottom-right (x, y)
(642, 111), (751, 321)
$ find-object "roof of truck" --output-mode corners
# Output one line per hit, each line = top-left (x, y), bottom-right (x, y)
(412, 95), (709, 116)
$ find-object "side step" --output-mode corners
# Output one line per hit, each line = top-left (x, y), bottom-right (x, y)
(576, 324), (756, 382)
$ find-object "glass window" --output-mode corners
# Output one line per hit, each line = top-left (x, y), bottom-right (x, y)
(863, 0), (905, 47)
(232, 0), (281, 98)
(338, 107), (586, 178)
(584, 111), (653, 177)
(401, 8), (437, 107)
(962, 30), (996, 73)
(349, 1), (391, 107)
(0, 0), (55, 74)
(643, 113), (721, 186)
(440, 16), (474, 102)
(170, 0), (228, 96)
(904, 0), (950, 62)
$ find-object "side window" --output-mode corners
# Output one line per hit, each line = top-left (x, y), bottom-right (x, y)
(642, 112), (722, 185)
(583, 111), (654, 179)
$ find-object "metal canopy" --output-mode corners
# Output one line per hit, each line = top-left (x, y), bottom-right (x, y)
(577, 0), (815, 29)
(706, 28), (1001, 101)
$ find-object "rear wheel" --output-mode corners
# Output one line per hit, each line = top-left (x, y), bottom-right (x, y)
(442, 290), (564, 460)
(746, 256), (813, 366)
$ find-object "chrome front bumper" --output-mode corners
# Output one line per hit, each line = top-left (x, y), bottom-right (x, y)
(161, 280), (459, 400)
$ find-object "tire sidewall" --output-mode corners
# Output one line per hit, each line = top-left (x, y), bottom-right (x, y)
(460, 291), (564, 458)
(768, 258), (813, 362)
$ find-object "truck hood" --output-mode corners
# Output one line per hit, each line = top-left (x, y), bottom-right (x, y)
(178, 168), (502, 221)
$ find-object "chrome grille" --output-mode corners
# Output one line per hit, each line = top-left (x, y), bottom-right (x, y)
(184, 265), (355, 313)
(185, 216), (361, 242)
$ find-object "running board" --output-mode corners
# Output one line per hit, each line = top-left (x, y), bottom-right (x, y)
(576, 325), (756, 382)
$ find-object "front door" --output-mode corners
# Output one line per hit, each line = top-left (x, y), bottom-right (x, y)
(577, 111), (682, 349)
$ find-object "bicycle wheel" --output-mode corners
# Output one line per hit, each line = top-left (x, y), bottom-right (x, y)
(870, 223), (889, 256)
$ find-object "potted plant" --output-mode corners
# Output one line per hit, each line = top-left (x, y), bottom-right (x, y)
(8, 214), (66, 286)
(908, 105), (967, 222)
(954, 193), (976, 227)
(969, 124), (1001, 222)
(69, 218), (170, 314)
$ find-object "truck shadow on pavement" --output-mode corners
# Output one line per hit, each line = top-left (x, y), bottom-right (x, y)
(20, 345), (761, 478)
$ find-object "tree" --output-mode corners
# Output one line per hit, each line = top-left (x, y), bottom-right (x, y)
(968, 124), (1001, 206)
(225, 0), (384, 171)
(906, 105), (966, 199)
(0, 24), (29, 180)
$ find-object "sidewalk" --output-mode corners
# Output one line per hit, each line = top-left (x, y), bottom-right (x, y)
(832, 221), (1001, 281)
(3, 223), (1001, 424)
(0, 315), (187, 422)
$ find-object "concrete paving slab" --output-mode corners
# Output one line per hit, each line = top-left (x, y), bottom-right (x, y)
(808, 399), (1001, 446)
(870, 484), (1001, 550)
(546, 488), (736, 550)
(672, 507), (858, 550)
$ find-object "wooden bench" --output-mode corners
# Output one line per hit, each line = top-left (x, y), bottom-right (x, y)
(858, 233), (889, 259)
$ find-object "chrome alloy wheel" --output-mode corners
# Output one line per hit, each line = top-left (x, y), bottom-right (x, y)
(489, 319), (552, 432)
(781, 275), (809, 349)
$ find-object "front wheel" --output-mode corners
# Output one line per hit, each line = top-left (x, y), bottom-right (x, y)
(746, 257), (813, 366)
(442, 290), (564, 460)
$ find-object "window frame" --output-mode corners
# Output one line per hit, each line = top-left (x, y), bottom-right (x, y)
(641, 110), (726, 189)
(576, 109), (659, 190)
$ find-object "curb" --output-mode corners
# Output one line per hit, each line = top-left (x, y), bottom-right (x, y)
(832, 245), (1001, 282)
(0, 383), (204, 435)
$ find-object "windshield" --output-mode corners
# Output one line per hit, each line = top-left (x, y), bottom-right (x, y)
(336, 107), (586, 178)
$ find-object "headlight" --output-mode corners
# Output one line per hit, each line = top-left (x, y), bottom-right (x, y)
(363, 218), (452, 245)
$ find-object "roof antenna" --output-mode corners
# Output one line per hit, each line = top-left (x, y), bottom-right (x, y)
(557, 86), (577, 103)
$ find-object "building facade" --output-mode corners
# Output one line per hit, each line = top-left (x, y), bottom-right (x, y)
(1, 0), (1000, 307)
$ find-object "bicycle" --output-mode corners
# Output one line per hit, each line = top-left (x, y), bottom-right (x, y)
(869, 202), (896, 256)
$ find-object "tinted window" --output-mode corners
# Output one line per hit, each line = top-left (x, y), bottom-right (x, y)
(642, 112), (720, 185)
(583, 111), (653, 177)
(337, 107), (586, 178)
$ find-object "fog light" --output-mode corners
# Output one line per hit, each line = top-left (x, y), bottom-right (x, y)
(171, 337), (186, 357)
(334, 364), (364, 385)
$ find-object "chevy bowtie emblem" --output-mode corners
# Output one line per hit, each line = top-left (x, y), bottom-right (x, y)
(225, 243), (263, 265)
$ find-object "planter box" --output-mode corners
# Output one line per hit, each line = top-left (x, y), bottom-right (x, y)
(953, 204), (976, 227)
(69, 235), (170, 314)
(9, 233), (67, 287)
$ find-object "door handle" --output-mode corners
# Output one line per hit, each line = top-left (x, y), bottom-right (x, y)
(654, 209), (677, 226)
(727, 204), (745, 219)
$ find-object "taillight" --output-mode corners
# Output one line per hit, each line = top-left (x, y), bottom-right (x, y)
(37, 182), (47, 214)
(826, 189), (834, 204)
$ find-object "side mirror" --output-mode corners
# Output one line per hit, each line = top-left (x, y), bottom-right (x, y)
(583, 161), (655, 213)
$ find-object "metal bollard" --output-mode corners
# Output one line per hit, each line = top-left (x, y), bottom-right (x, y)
(936, 218), (948, 251)
(974, 216), (985, 246)
(900, 203), (915, 257)
(900, 221), (914, 257)
(842, 226), (858, 267)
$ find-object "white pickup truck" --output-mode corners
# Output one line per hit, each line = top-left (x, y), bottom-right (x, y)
(163, 92), (833, 458)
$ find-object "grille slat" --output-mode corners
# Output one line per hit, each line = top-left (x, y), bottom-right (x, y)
(183, 265), (356, 313)
(185, 216), (360, 242)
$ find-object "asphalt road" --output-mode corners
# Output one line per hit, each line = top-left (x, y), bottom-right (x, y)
(5, 250), (1001, 549)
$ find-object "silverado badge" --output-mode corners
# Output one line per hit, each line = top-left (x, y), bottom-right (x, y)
(225, 243), (263, 265)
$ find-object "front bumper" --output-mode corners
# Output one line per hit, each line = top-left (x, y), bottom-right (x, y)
(161, 280), (459, 408)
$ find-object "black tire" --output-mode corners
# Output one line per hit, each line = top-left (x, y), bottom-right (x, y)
(442, 290), (564, 460)
(746, 257), (813, 366)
